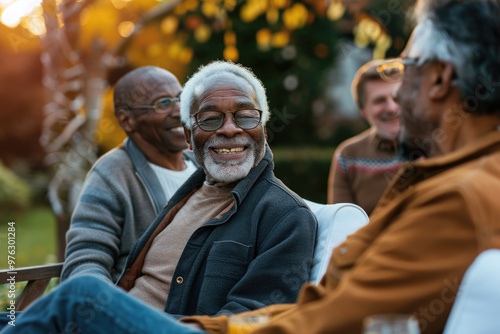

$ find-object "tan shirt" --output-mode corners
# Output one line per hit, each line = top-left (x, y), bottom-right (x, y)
(129, 182), (234, 309)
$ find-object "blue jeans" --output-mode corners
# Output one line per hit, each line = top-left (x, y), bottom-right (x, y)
(0, 276), (206, 334)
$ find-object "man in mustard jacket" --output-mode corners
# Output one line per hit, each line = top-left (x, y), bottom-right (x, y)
(3, 0), (500, 333)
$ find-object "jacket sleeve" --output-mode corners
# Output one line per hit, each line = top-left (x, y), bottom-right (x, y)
(327, 149), (355, 205)
(212, 205), (317, 316)
(249, 188), (479, 334)
(61, 169), (123, 283)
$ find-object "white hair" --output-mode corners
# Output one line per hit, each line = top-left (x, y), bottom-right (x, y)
(180, 61), (270, 129)
(409, 19), (459, 68)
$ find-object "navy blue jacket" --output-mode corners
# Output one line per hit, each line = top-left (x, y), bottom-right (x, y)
(117, 147), (317, 317)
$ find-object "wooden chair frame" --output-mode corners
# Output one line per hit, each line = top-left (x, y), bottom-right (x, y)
(0, 262), (63, 310)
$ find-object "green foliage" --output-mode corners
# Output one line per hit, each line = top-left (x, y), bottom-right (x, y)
(273, 146), (335, 203)
(0, 206), (57, 268)
(368, 0), (416, 57)
(182, 1), (340, 146)
(0, 206), (57, 310)
(0, 162), (31, 219)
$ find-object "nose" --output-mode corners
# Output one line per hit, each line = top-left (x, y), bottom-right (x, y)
(215, 113), (243, 137)
(387, 95), (399, 113)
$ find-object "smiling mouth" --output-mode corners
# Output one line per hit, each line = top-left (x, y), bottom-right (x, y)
(212, 147), (246, 154)
(166, 126), (184, 132)
(379, 114), (400, 122)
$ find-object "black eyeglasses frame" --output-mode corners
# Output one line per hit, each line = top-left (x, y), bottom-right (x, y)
(192, 109), (263, 132)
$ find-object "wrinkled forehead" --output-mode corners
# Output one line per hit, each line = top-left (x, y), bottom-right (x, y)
(401, 20), (432, 59)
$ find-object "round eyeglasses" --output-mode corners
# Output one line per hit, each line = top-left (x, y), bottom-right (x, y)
(192, 109), (262, 132)
(127, 96), (180, 114)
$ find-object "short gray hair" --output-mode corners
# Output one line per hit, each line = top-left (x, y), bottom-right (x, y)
(413, 0), (500, 115)
(180, 61), (270, 129)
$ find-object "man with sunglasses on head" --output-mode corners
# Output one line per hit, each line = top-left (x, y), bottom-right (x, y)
(62, 66), (198, 283)
(327, 59), (406, 215)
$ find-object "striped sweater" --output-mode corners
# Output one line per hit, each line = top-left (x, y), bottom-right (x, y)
(327, 128), (406, 215)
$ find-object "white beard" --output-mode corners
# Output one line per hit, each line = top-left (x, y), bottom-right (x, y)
(193, 136), (263, 184)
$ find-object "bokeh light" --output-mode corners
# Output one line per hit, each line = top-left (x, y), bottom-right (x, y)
(118, 20), (135, 37)
(1, 0), (42, 28)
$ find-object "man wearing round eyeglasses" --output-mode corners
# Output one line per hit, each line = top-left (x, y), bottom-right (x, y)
(62, 66), (198, 283)
(113, 61), (316, 315)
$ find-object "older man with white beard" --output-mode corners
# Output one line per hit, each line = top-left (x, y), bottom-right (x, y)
(114, 60), (317, 318)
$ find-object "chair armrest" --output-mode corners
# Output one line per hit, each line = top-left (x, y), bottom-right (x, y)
(304, 200), (369, 284)
(1, 263), (63, 310)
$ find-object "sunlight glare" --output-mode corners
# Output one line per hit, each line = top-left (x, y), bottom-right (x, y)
(0, 0), (13, 6)
(1, 0), (42, 28)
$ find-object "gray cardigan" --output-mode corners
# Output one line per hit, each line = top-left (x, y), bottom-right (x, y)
(61, 138), (196, 282)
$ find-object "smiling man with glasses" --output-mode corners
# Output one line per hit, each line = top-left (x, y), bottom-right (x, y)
(118, 60), (316, 315)
(61, 66), (198, 284)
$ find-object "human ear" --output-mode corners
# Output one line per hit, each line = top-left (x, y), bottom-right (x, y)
(428, 62), (455, 100)
(184, 126), (193, 150)
(116, 110), (135, 133)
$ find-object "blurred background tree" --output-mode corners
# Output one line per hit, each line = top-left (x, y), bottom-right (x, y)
(0, 0), (414, 263)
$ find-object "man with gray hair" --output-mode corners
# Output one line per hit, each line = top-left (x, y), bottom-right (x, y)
(117, 60), (317, 316)
(6, 1), (500, 332)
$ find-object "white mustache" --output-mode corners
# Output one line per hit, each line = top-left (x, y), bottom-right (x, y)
(205, 136), (253, 148)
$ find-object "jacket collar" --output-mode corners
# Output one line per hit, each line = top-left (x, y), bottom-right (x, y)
(390, 131), (500, 193)
(231, 145), (273, 206)
(416, 130), (500, 170)
(123, 138), (199, 213)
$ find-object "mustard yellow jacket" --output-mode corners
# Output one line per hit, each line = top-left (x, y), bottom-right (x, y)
(184, 131), (500, 334)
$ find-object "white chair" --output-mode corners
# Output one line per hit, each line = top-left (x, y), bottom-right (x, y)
(443, 249), (500, 334)
(304, 200), (369, 284)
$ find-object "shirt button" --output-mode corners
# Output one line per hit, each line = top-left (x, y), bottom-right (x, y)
(339, 246), (347, 255)
(176, 276), (184, 284)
